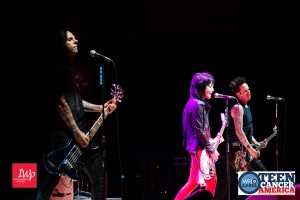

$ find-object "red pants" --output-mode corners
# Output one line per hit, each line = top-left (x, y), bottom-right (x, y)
(174, 149), (217, 200)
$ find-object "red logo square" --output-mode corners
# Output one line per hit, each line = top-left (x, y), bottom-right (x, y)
(12, 163), (37, 188)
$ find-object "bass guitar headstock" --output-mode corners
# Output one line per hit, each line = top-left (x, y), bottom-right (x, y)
(110, 84), (124, 103)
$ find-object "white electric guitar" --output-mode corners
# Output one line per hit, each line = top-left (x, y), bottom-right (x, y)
(200, 113), (226, 177)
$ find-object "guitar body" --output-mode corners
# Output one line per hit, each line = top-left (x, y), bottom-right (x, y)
(45, 140), (100, 180)
(45, 139), (81, 180)
(233, 150), (248, 172)
(200, 149), (216, 178)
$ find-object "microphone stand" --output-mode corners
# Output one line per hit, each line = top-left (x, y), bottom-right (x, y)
(94, 55), (119, 199)
(275, 102), (279, 171)
(224, 98), (231, 200)
(91, 52), (117, 199)
(99, 65), (107, 200)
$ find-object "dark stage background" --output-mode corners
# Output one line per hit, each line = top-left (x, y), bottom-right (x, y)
(2, 0), (299, 199)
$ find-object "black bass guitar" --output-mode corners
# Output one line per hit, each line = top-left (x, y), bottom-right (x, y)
(44, 84), (124, 180)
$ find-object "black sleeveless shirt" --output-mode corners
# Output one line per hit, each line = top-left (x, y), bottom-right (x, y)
(229, 104), (253, 144)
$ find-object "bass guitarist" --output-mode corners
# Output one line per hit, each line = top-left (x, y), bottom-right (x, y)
(214, 76), (268, 200)
(34, 28), (117, 200)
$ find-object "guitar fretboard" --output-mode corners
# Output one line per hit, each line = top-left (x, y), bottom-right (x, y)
(87, 108), (110, 139)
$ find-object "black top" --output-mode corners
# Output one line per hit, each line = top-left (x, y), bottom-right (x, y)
(44, 63), (86, 151)
(229, 103), (253, 144)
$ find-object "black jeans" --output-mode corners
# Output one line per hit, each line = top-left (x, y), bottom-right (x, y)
(214, 147), (267, 200)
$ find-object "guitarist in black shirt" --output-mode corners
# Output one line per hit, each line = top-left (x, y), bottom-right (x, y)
(214, 76), (268, 200)
(34, 28), (117, 200)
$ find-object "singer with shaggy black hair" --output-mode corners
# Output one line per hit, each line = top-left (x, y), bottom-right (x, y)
(214, 76), (268, 200)
(33, 27), (117, 200)
(174, 72), (221, 200)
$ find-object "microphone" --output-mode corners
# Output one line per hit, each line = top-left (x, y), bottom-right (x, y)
(90, 50), (112, 61)
(266, 95), (284, 101)
(214, 93), (235, 99)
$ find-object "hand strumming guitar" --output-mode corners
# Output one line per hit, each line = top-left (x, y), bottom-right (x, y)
(247, 146), (260, 160)
(73, 129), (90, 148)
(210, 149), (220, 163)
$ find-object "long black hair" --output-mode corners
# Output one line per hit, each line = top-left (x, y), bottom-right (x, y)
(50, 27), (74, 63)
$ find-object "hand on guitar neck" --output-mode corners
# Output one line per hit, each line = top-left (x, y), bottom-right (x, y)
(200, 113), (226, 176)
(210, 113), (226, 150)
(252, 139), (268, 150)
(77, 94), (119, 148)
(211, 132), (225, 148)
(100, 98), (117, 116)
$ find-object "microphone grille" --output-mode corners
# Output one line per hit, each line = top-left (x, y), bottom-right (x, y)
(90, 50), (96, 57)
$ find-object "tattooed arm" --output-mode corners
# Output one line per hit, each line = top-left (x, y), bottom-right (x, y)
(57, 94), (90, 148)
(231, 104), (260, 159)
(83, 98), (116, 114)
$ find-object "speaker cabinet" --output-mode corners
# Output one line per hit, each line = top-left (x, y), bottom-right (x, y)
(142, 152), (172, 200)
